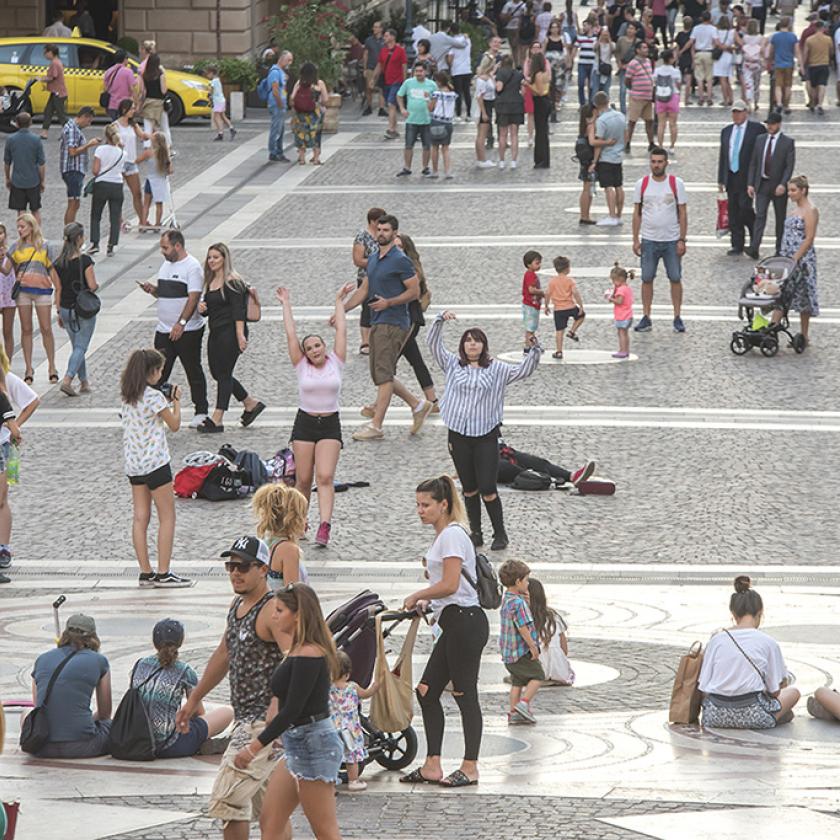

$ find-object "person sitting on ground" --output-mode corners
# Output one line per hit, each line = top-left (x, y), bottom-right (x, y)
(807, 686), (840, 722)
(698, 575), (800, 729)
(497, 440), (595, 488)
(30, 613), (112, 757)
(130, 618), (233, 758)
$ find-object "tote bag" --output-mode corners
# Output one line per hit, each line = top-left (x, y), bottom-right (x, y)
(368, 612), (421, 732)
(668, 641), (704, 724)
(539, 627), (575, 685)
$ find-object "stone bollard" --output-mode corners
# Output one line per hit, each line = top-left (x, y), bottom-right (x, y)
(322, 93), (342, 133)
(230, 91), (245, 121)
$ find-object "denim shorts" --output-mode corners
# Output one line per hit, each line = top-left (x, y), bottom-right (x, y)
(615, 318), (633, 329)
(384, 82), (401, 105)
(62, 170), (85, 199)
(123, 161), (139, 176)
(156, 716), (209, 758)
(521, 304), (540, 333)
(640, 239), (682, 283)
(282, 716), (343, 783)
(405, 123), (431, 150)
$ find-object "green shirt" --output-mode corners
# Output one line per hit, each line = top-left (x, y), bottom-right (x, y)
(397, 78), (437, 125)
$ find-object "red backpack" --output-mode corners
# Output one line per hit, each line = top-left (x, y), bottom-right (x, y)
(293, 83), (316, 113)
(173, 464), (216, 498)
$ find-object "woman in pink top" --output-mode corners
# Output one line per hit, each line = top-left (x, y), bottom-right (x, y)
(276, 282), (355, 548)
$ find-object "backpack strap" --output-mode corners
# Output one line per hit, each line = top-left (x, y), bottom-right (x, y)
(639, 174), (650, 203)
(41, 648), (81, 707)
(132, 660), (165, 690)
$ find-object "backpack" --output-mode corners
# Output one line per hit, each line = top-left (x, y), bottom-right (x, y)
(266, 447), (296, 485)
(107, 663), (163, 761)
(654, 68), (676, 102)
(199, 462), (243, 501)
(173, 463), (216, 498)
(519, 14), (536, 41)
(234, 448), (269, 490)
(292, 82), (316, 113)
(574, 135), (594, 166)
(461, 549), (503, 610)
(639, 173), (680, 219)
(257, 75), (271, 103)
(511, 468), (552, 491)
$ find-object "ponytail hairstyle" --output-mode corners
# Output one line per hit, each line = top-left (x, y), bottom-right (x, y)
(610, 261), (635, 283)
(120, 348), (165, 405)
(730, 575), (763, 620)
(528, 577), (558, 647)
(274, 583), (341, 679)
(104, 122), (122, 146)
(415, 475), (467, 525)
(55, 221), (85, 269)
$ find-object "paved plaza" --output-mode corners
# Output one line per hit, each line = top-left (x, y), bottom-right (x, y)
(3, 10), (840, 838)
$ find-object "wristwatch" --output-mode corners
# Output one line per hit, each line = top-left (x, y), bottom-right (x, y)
(178, 318), (187, 326)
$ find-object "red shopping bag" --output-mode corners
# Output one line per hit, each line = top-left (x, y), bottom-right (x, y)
(716, 196), (729, 238)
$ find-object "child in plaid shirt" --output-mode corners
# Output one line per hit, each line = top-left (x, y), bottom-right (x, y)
(498, 559), (545, 724)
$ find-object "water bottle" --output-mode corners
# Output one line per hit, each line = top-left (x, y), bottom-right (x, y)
(589, 173), (597, 198)
(6, 444), (19, 485)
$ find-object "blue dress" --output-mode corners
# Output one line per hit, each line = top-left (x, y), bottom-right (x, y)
(780, 215), (819, 316)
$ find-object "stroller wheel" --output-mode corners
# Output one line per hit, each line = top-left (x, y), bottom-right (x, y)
(793, 333), (807, 354)
(760, 336), (779, 357)
(374, 726), (418, 770)
(730, 334), (750, 356)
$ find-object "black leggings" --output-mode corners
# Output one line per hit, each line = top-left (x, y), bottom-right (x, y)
(400, 323), (434, 390)
(418, 604), (489, 761)
(448, 427), (499, 497)
(453, 73), (473, 117)
(498, 446), (572, 484)
(207, 325), (248, 411)
(155, 326), (209, 415)
(652, 14), (669, 46)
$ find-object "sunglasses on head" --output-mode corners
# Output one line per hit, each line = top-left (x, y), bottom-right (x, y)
(225, 559), (259, 573)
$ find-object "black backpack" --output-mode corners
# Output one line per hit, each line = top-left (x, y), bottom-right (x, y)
(519, 14), (536, 42)
(108, 663), (163, 761)
(199, 462), (243, 501)
(462, 552), (503, 610)
(234, 449), (269, 490)
(511, 469), (552, 491)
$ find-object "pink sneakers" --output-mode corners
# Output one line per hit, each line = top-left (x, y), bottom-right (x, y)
(315, 522), (331, 547)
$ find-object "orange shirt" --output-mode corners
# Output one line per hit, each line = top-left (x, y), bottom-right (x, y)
(546, 273), (577, 309)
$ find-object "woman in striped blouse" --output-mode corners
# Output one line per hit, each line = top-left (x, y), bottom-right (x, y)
(427, 311), (541, 550)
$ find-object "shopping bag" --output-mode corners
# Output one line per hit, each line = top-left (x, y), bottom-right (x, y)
(715, 197), (729, 238)
(368, 613), (421, 732)
(669, 641), (704, 724)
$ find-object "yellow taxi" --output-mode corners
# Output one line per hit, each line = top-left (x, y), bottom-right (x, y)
(0, 36), (211, 123)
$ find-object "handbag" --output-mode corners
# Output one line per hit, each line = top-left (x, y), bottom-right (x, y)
(668, 641), (704, 724)
(711, 46), (723, 61)
(100, 65), (116, 108)
(10, 253), (34, 301)
(20, 649), (81, 753)
(368, 612), (420, 732)
(598, 61), (612, 78)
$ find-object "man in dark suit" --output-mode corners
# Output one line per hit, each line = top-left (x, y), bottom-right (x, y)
(717, 100), (766, 256)
(747, 112), (795, 257)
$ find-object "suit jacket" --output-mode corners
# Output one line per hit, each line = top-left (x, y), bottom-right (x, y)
(747, 132), (795, 192)
(718, 121), (767, 188)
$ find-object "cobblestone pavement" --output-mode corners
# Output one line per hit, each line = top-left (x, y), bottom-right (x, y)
(4, 7), (840, 838)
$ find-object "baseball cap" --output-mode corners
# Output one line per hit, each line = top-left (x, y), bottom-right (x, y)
(765, 112), (782, 125)
(153, 618), (185, 648)
(221, 535), (269, 565)
(66, 614), (96, 634)
(731, 99), (748, 112)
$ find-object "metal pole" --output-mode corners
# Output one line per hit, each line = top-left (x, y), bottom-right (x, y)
(404, 0), (415, 63)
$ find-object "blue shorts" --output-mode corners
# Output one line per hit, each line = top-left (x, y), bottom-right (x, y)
(156, 716), (209, 758)
(384, 82), (401, 105)
(282, 717), (343, 783)
(522, 304), (540, 333)
(641, 239), (682, 283)
(62, 170), (85, 199)
(615, 318), (633, 329)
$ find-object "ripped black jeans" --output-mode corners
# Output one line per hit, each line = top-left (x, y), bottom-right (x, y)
(417, 604), (489, 761)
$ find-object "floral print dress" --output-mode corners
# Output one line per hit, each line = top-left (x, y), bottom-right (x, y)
(329, 683), (367, 763)
(780, 215), (819, 316)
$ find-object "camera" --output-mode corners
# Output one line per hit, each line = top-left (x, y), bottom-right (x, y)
(159, 382), (174, 399)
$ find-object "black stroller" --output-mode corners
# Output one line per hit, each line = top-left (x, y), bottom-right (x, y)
(730, 255), (807, 357)
(326, 590), (419, 775)
(0, 80), (35, 134)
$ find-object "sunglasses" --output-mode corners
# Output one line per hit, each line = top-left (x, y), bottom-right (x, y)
(224, 559), (260, 573)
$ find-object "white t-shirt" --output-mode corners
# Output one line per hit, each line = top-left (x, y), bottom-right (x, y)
(94, 144), (126, 184)
(536, 11), (553, 43)
(116, 121), (138, 163)
(502, 1), (527, 28)
(156, 254), (204, 333)
(121, 386), (170, 477)
(0, 372), (37, 446)
(633, 174), (687, 242)
(698, 628), (787, 696)
(654, 65), (681, 100)
(691, 23), (718, 52)
(475, 76), (496, 102)
(425, 523), (479, 618)
(448, 36), (472, 76)
(210, 76), (225, 107)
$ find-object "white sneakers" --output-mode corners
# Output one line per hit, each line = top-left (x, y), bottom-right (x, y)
(596, 216), (622, 226)
(477, 160), (496, 169)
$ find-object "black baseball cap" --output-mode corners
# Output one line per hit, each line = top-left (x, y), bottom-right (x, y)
(153, 618), (185, 648)
(221, 535), (269, 565)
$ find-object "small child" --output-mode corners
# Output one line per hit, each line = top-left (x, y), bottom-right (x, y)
(543, 256), (585, 359)
(499, 559), (545, 724)
(329, 650), (379, 791)
(137, 131), (172, 230)
(205, 65), (237, 142)
(528, 577), (575, 686)
(606, 262), (634, 360)
(521, 250), (544, 352)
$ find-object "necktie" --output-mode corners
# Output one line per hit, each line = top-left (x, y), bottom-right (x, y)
(731, 125), (742, 173)
(764, 136), (774, 178)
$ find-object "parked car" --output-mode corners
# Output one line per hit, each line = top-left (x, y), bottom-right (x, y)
(0, 37), (211, 124)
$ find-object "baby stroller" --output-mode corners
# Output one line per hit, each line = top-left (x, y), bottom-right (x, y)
(730, 255), (807, 357)
(326, 590), (419, 775)
(0, 80), (34, 134)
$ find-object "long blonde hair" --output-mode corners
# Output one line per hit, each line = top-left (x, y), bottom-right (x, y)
(0, 346), (10, 375)
(203, 242), (246, 298)
(252, 483), (309, 542)
(16, 213), (44, 251)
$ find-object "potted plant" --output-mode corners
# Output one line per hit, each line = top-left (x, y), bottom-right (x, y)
(268, 0), (350, 132)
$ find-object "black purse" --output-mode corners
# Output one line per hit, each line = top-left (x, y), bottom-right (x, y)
(20, 648), (80, 754)
(10, 253), (34, 301)
(70, 257), (100, 330)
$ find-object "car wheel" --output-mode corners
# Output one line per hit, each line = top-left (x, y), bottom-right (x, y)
(167, 93), (185, 125)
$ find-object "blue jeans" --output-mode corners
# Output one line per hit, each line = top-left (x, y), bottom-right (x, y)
(60, 307), (96, 380)
(592, 65), (612, 97)
(618, 69), (627, 114)
(641, 239), (682, 283)
(578, 63), (594, 105)
(268, 105), (286, 157)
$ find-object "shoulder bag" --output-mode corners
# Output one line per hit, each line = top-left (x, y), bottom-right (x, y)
(100, 65), (116, 109)
(20, 649), (81, 753)
(368, 611), (420, 732)
(668, 641), (704, 724)
(83, 149), (123, 198)
(72, 257), (101, 326)
(10, 252), (34, 301)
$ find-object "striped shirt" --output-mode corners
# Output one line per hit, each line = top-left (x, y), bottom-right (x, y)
(60, 119), (87, 175)
(427, 314), (541, 437)
(9, 241), (54, 292)
(625, 57), (654, 101)
(576, 33), (597, 66)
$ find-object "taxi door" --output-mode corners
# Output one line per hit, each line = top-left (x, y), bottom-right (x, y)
(21, 42), (76, 113)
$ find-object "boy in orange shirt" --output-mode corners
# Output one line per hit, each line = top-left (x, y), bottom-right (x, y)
(543, 256), (585, 359)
